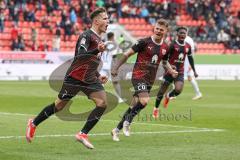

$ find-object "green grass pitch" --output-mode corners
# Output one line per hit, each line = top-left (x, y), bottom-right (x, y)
(128, 54), (240, 64)
(0, 80), (240, 160)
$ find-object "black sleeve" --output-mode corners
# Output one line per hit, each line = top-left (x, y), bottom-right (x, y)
(187, 46), (192, 56)
(188, 54), (196, 72)
(75, 33), (100, 56)
(96, 71), (100, 78)
(131, 39), (146, 53)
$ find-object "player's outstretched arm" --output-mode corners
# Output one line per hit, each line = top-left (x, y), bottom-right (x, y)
(111, 48), (135, 76)
(163, 60), (178, 78)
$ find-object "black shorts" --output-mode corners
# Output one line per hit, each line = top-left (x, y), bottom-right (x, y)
(163, 74), (184, 84)
(58, 76), (104, 100)
(132, 79), (152, 96)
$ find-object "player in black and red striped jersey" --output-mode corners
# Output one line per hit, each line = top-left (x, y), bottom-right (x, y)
(110, 19), (178, 141)
(26, 8), (109, 149)
(152, 26), (198, 118)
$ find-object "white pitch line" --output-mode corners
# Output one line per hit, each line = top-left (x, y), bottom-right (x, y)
(0, 129), (225, 140)
(0, 112), (221, 130)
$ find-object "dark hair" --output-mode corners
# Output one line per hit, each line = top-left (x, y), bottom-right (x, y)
(107, 32), (114, 40)
(156, 19), (169, 29)
(90, 7), (106, 20)
(176, 26), (188, 32)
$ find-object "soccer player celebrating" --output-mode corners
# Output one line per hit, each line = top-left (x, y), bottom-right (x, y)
(26, 8), (109, 149)
(111, 19), (177, 141)
(152, 27), (198, 119)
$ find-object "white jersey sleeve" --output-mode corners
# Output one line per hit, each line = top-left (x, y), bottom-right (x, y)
(185, 36), (195, 55)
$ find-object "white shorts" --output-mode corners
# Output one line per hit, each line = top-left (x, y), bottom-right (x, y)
(100, 69), (111, 78)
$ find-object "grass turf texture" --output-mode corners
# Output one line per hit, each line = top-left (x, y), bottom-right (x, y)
(128, 54), (240, 64)
(0, 80), (240, 160)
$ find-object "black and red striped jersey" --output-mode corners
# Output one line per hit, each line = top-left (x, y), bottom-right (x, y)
(131, 36), (169, 84)
(66, 29), (102, 83)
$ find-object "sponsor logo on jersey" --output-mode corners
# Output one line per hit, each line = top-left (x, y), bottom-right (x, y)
(151, 54), (158, 64)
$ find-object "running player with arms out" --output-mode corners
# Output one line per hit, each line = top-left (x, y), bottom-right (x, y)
(111, 19), (178, 141)
(152, 26), (198, 118)
(26, 8), (109, 149)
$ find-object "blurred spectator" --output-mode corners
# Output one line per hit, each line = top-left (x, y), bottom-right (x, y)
(41, 15), (51, 29)
(121, 4), (130, 17)
(12, 34), (25, 51)
(64, 0), (71, 5)
(140, 5), (149, 18)
(0, 10), (4, 32)
(69, 7), (77, 24)
(13, 7), (19, 26)
(11, 39), (19, 51)
(31, 41), (39, 51)
(217, 29), (230, 43)
(64, 19), (72, 41)
(228, 35), (240, 50)
(96, 0), (104, 7)
(52, 35), (61, 51)
(53, 0), (59, 10)
(55, 23), (61, 37)
(17, 34), (25, 51)
(11, 25), (19, 40)
(39, 40), (49, 51)
(23, 7), (36, 22)
(72, 23), (81, 35)
(196, 24), (207, 41)
(206, 19), (218, 42)
(60, 10), (67, 28)
(31, 27), (38, 43)
(36, 0), (43, 10)
(82, 12), (91, 30)
(0, 0), (239, 52)
(46, 0), (54, 16)
(8, 1), (15, 20)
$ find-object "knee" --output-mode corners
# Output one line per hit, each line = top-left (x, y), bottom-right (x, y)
(139, 97), (150, 106)
(55, 99), (68, 111)
(188, 76), (192, 81)
(94, 98), (107, 108)
(174, 88), (182, 96)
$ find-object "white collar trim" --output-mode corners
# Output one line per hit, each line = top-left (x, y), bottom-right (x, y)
(151, 36), (163, 45)
(175, 40), (185, 46)
(90, 28), (101, 38)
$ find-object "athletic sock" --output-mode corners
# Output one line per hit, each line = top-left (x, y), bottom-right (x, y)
(126, 102), (145, 123)
(190, 78), (201, 95)
(33, 103), (56, 126)
(117, 107), (132, 130)
(155, 95), (163, 108)
(81, 107), (106, 134)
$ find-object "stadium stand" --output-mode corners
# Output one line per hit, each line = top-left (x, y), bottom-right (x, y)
(0, 0), (239, 54)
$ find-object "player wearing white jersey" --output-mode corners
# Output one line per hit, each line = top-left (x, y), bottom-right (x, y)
(100, 32), (124, 103)
(184, 36), (202, 100)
